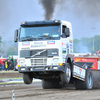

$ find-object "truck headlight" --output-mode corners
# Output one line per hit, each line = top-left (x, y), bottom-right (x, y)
(53, 58), (59, 62)
(53, 58), (59, 65)
(53, 67), (58, 69)
(48, 49), (58, 57)
(21, 68), (25, 71)
(19, 59), (25, 66)
(20, 59), (25, 63)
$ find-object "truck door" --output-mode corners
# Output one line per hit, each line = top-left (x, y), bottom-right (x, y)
(62, 25), (69, 54)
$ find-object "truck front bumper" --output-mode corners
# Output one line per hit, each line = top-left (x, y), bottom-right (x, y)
(18, 65), (65, 73)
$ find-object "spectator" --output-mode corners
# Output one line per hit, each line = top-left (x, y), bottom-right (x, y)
(11, 56), (13, 62)
(0, 57), (4, 70)
(7, 60), (11, 71)
(5, 60), (8, 71)
(3, 60), (5, 70)
(10, 56), (14, 69)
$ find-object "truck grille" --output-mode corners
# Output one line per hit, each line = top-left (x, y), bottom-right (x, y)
(20, 49), (58, 58)
(31, 58), (47, 66)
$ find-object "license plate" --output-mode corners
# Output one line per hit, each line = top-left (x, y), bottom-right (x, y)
(73, 65), (86, 79)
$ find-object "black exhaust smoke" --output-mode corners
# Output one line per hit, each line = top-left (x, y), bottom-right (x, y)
(39, 0), (57, 20)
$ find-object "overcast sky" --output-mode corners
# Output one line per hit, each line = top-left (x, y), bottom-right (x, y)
(0, 0), (100, 41)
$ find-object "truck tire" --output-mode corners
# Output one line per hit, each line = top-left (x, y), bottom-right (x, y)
(42, 80), (53, 89)
(60, 63), (71, 83)
(42, 79), (60, 89)
(75, 68), (93, 90)
(23, 73), (33, 84)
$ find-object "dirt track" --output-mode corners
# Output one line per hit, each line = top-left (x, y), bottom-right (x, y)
(0, 83), (100, 100)
(0, 70), (100, 100)
(0, 70), (100, 88)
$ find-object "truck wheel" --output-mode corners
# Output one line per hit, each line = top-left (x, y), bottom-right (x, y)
(42, 79), (61, 89)
(42, 80), (53, 89)
(23, 73), (33, 84)
(75, 68), (93, 90)
(52, 79), (62, 88)
(60, 63), (71, 83)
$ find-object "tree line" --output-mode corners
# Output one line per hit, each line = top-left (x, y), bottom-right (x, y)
(1, 35), (100, 56)
(73, 35), (100, 53)
(0, 38), (18, 57)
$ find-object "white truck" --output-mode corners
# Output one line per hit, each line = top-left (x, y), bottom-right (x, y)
(14, 20), (93, 89)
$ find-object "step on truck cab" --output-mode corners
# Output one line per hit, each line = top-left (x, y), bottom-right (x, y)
(14, 20), (93, 89)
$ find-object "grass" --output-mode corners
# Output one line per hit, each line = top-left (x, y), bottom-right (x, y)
(0, 70), (41, 85)
(0, 78), (22, 80)
(0, 81), (24, 85)
(0, 70), (19, 73)
(0, 77), (41, 85)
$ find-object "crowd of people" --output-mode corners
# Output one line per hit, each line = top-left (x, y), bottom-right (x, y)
(0, 56), (14, 71)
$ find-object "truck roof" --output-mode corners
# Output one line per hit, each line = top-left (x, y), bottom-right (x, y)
(21, 20), (61, 27)
(21, 20), (71, 27)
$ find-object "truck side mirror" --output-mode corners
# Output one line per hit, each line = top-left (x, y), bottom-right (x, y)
(64, 28), (70, 37)
(14, 29), (18, 42)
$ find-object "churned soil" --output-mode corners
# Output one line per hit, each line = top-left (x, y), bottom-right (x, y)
(0, 70), (100, 100)
(0, 70), (100, 89)
(0, 83), (100, 100)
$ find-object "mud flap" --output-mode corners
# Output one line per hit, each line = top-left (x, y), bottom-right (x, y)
(75, 68), (93, 90)
(73, 62), (93, 81)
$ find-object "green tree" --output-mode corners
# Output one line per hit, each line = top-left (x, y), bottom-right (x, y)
(7, 46), (18, 56)
(73, 35), (100, 53)
(73, 39), (80, 53)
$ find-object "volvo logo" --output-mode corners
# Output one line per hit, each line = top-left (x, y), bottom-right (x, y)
(31, 49), (46, 57)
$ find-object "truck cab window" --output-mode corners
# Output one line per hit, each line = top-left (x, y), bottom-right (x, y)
(62, 25), (66, 38)
(20, 25), (61, 41)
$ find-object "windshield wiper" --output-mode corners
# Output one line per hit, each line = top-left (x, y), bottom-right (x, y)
(45, 36), (55, 39)
(20, 36), (36, 41)
(38, 35), (55, 40)
(37, 35), (46, 40)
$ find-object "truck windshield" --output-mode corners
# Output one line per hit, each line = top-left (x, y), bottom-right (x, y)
(20, 25), (61, 41)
